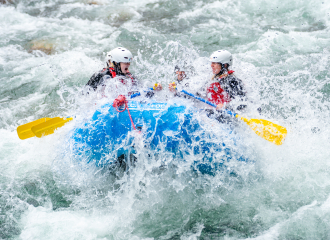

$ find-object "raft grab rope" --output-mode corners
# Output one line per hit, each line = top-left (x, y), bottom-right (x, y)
(112, 95), (137, 130)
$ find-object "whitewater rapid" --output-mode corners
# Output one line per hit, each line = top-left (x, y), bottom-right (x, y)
(1, 0), (330, 239)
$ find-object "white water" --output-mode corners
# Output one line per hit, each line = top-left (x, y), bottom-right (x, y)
(1, 0), (330, 239)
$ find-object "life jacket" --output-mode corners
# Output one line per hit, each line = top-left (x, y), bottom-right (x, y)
(108, 67), (136, 85)
(206, 70), (234, 105)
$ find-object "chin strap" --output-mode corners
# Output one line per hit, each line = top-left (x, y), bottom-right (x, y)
(113, 61), (123, 76)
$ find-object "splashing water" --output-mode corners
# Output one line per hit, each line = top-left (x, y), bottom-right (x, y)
(1, 0), (330, 239)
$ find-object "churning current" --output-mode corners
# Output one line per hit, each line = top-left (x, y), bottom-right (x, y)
(0, 0), (330, 239)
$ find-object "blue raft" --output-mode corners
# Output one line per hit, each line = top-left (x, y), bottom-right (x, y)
(71, 101), (247, 174)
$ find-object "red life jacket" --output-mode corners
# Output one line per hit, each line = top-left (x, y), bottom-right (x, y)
(206, 71), (234, 105)
(108, 67), (136, 85)
(108, 67), (117, 78)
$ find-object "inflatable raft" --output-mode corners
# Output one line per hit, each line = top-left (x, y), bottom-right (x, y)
(71, 100), (248, 174)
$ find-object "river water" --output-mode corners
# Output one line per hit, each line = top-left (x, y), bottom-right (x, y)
(1, 0), (330, 239)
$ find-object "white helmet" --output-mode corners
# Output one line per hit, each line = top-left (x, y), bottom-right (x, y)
(209, 50), (233, 66)
(105, 47), (133, 63)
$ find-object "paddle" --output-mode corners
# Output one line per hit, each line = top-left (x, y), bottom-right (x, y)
(16, 89), (149, 140)
(17, 117), (52, 140)
(180, 89), (287, 145)
(17, 117), (73, 139)
(31, 117), (73, 138)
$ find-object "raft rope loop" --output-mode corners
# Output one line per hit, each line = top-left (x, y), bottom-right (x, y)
(112, 95), (137, 130)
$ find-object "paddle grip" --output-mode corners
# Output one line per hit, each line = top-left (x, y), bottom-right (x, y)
(130, 92), (141, 98)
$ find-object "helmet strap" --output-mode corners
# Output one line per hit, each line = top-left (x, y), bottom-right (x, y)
(215, 63), (226, 78)
(113, 62), (124, 76)
(217, 63), (230, 76)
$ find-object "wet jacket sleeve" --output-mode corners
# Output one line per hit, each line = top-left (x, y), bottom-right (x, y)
(86, 69), (110, 90)
(224, 76), (246, 99)
(225, 76), (247, 111)
(172, 82), (190, 98)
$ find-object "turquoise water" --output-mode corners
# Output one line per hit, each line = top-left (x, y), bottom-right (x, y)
(1, 0), (330, 239)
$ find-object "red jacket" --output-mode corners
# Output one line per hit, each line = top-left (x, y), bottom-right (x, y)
(206, 71), (234, 105)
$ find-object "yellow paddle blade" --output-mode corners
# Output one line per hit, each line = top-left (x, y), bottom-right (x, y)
(31, 117), (73, 138)
(236, 115), (287, 145)
(17, 118), (52, 140)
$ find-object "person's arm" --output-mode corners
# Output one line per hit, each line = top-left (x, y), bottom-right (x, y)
(86, 73), (101, 90)
(169, 82), (188, 98)
(216, 102), (224, 110)
(228, 76), (247, 111)
(225, 75), (245, 98)
(86, 69), (108, 90)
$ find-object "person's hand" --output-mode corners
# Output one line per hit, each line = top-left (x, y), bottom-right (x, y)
(176, 71), (186, 81)
(153, 83), (163, 91)
(216, 103), (224, 110)
(168, 82), (177, 92)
